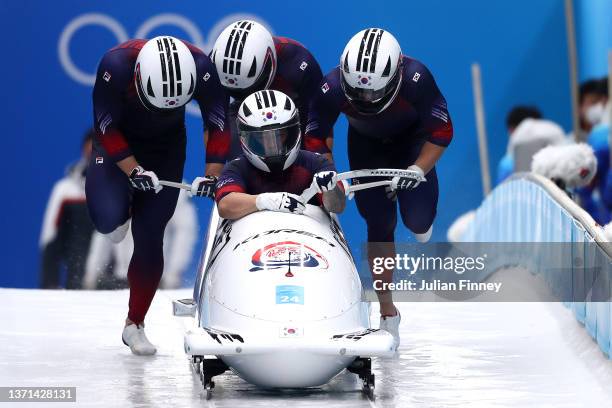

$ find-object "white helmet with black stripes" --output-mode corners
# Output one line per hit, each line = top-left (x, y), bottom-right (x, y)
(211, 20), (277, 100)
(237, 90), (301, 173)
(340, 28), (403, 115)
(135, 36), (197, 111)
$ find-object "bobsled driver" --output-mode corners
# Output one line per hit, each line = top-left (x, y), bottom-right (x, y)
(88, 36), (230, 356)
(215, 90), (345, 219)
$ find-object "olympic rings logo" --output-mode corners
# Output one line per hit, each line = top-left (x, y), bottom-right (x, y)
(58, 12), (272, 115)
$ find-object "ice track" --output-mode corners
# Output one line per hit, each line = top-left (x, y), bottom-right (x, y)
(2, 271), (612, 408)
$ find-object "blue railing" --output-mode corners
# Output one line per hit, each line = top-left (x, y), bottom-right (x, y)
(462, 173), (612, 357)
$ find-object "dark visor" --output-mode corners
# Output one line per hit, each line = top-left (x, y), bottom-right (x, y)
(240, 123), (300, 158)
(341, 65), (402, 103)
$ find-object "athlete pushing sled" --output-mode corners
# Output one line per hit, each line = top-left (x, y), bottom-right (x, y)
(305, 29), (453, 348)
(88, 36), (231, 355)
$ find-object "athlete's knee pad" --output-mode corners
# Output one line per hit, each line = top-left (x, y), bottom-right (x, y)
(399, 206), (436, 235)
(88, 205), (129, 234)
(414, 225), (433, 242)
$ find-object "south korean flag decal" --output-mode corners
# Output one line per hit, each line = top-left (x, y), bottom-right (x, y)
(279, 326), (303, 338)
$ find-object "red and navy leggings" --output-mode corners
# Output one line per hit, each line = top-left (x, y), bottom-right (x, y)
(86, 142), (185, 324)
(347, 127), (438, 242)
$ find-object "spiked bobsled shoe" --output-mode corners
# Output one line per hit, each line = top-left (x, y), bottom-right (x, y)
(122, 323), (157, 356)
(379, 308), (401, 350)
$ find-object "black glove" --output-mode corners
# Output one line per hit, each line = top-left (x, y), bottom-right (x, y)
(129, 166), (161, 193)
(313, 171), (338, 193)
(190, 176), (218, 198)
(386, 165), (425, 200)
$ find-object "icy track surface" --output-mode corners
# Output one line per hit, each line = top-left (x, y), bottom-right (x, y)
(2, 283), (612, 407)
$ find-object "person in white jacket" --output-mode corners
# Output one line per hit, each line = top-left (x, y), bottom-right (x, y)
(39, 131), (95, 289)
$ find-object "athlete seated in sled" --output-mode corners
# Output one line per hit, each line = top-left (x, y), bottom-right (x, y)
(215, 90), (345, 219)
(175, 91), (422, 398)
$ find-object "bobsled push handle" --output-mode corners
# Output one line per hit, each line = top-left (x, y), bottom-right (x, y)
(301, 168), (427, 202)
(159, 180), (192, 191)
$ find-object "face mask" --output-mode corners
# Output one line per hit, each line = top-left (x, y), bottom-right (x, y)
(585, 102), (605, 126)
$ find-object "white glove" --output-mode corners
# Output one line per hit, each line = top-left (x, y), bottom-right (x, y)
(256, 192), (306, 214)
(190, 176), (217, 198)
(386, 165), (425, 200)
(312, 171), (338, 193)
(129, 166), (162, 193)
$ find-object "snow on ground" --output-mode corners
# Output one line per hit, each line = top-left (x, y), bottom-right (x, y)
(2, 276), (612, 408)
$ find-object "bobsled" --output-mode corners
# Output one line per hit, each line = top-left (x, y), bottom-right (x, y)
(170, 169), (424, 399)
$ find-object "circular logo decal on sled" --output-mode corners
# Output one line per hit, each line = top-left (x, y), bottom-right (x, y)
(250, 241), (329, 272)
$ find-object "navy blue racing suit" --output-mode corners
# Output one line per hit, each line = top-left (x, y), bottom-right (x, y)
(215, 151), (335, 205)
(305, 56), (453, 241)
(86, 39), (230, 324)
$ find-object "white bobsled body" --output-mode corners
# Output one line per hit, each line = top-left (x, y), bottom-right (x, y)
(187, 205), (395, 388)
